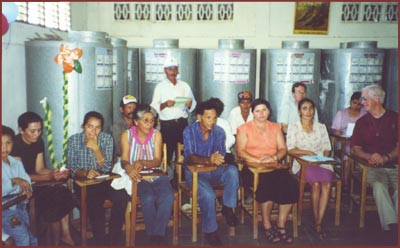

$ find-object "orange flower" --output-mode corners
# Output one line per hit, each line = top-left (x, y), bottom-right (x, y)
(54, 44), (83, 73)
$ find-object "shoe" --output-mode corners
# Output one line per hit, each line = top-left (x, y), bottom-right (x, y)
(222, 206), (238, 227)
(204, 231), (222, 246)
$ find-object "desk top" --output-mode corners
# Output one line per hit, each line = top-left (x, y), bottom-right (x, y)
(74, 173), (120, 187)
(330, 133), (351, 141)
(236, 159), (288, 172)
(31, 179), (68, 188)
(289, 153), (338, 166)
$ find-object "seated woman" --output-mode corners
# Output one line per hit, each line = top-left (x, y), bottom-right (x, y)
(331, 91), (366, 188)
(109, 104), (174, 246)
(67, 111), (114, 246)
(10, 112), (75, 246)
(236, 98), (298, 244)
(287, 98), (332, 239)
(2, 125), (37, 246)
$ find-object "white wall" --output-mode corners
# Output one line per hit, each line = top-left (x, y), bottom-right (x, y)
(2, 23), (67, 131)
(2, 2), (398, 130)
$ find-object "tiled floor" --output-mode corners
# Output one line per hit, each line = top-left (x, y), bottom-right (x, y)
(39, 195), (398, 247)
(132, 201), (398, 247)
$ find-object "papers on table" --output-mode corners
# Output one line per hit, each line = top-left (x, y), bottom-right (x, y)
(174, 97), (192, 108)
(300, 155), (336, 162)
(345, 123), (355, 137)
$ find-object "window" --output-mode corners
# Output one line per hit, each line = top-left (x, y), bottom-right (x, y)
(341, 2), (398, 23)
(114, 2), (234, 22)
(15, 2), (71, 31)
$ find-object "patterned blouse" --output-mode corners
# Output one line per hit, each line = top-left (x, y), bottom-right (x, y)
(127, 126), (163, 177)
(287, 121), (332, 175)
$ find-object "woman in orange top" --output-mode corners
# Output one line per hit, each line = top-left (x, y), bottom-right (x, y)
(236, 98), (298, 244)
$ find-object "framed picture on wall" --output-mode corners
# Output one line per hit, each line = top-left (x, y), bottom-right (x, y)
(293, 2), (330, 35)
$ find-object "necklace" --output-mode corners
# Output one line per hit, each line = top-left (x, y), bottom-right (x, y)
(370, 116), (384, 137)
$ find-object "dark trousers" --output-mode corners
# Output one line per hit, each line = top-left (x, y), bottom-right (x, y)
(74, 181), (111, 246)
(108, 188), (130, 246)
(160, 118), (188, 166)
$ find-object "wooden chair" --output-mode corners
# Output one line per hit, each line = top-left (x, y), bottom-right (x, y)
(287, 154), (342, 226)
(174, 142), (235, 243)
(124, 143), (179, 246)
(237, 159), (298, 240)
(330, 133), (351, 187)
(347, 153), (377, 228)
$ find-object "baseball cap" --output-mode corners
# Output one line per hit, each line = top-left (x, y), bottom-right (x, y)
(238, 91), (252, 101)
(121, 95), (137, 106)
(163, 57), (179, 68)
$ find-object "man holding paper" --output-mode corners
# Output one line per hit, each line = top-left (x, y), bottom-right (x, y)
(150, 57), (197, 177)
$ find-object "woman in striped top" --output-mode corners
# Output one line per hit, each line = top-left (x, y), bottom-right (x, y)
(109, 104), (174, 246)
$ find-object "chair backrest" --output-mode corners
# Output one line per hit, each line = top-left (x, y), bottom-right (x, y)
(176, 142), (184, 163)
(162, 143), (168, 173)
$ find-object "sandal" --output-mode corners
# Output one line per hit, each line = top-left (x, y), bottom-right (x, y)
(315, 224), (327, 240)
(277, 227), (293, 244)
(264, 226), (280, 243)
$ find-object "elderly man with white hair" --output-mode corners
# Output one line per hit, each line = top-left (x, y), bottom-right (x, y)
(351, 84), (398, 242)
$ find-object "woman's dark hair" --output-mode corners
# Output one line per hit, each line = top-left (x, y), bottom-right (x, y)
(251, 98), (272, 116)
(82, 111), (104, 129)
(298, 98), (315, 111)
(208, 97), (224, 117)
(350, 91), (361, 102)
(2, 125), (15, 140)
(17, 111), (43, 130)
(195, 99), (218, 115)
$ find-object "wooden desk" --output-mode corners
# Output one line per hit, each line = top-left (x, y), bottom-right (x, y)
(288, 153), (340, 226)
(182, 162), (221, 242)
(74, 173), (120, 246)
(347, 153), (393, 227)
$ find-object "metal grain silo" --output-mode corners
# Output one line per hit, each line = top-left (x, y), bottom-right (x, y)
(25, 31), (113, 168)
(110, 37), (128, 123)
(139, 39), (197, 105)
(320, 41), (385, 125)
(382, 48), (398, 112)
(260, 41), (321, 122)
(127, 47), (140, 99)
(198, 39), (257, 119)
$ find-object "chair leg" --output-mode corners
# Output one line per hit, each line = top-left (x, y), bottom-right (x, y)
(297, 181), (306, 226)
(335, 181), (342, 226)
(253, 199), (258, 239)
(292, 203), (298, 238)
(130, 202), (137, 246)
(173, 192), (179, 245)
(124, 202), (131, 246)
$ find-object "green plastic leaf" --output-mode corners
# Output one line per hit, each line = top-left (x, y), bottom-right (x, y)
(74, 60), (82, 73)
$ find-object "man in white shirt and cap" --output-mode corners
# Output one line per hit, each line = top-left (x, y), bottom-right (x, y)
(150, 57), (197, 178)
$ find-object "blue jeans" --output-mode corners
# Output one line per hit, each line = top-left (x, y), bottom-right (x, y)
(184, 164), (239, 233)
(2, 203), (38, 246)
(138, 176), (174, 236)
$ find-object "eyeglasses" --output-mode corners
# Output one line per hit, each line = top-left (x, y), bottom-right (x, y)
(359, 96), (368, 101)
(141, 118), (155, 124)
(294, 91), (306, 95)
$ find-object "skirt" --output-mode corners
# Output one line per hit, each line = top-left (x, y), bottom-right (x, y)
(255, 169), (299, 204)
(304, 166), (333, 184)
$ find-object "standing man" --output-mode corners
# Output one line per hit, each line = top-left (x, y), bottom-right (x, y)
(150, 57), (197, 177)
(277, 82), (319, 133)
(183, 99), (239, 246)
(351, 84), (398, 241)
(111, 95), (138, 160)
(228, 91), (254, 135)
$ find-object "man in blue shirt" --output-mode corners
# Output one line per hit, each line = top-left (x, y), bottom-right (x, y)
(183, 99), (239, 246)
